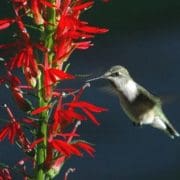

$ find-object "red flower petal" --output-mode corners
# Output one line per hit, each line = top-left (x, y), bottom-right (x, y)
(0, 167), (12, 180)
(49, 69), (75, 81)
(0, 121), (22, 144)
(58, 132), (79, 138)
(0, 127), (9, 141)
(50, 139), (83, 157)
(31, 0), (44, 24)
(31, 105), (51, 115)
(12, 88), (32, 112)
(0, 19), (15, 30)
(68, 101), (108, 112)
(30, 138), (44, 149)
(63, 109), (87, 121)
(78, 25), (109, 34)
(73, 1), (94, 11)
(50, 156), (65, 172)
(81, 107), (100, 125)
(61, 0), (72, 15)
(8, 122), (18, 144)
(65, 101), (107, 125)
(73, 141), (95, 157)
(75, 41), (93, 50)
(9, 46), (38, 77)
(22, 118), (38, 127)
(56, 0), (61, 9)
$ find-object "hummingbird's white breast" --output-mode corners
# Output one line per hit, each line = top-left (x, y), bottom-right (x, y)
(118, 80), (138, 102)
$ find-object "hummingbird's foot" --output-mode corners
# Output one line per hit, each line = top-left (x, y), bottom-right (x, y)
(132, 122), (141, 127)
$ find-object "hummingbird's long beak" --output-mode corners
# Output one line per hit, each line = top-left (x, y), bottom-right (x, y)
(86, 75), (105, 82)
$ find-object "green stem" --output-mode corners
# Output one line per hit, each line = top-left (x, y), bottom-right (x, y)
(45, 0), (56, 65)
(34, 1), (56, 179)
(34, 75), (49, 180)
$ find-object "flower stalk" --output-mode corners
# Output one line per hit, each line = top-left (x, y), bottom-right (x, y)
(0, 0), (109, 179)
(35, 75), (48, 179)
(35, 1), (57, 178)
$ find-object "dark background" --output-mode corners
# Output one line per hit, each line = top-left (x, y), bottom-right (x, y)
(1, 0), (180, 179)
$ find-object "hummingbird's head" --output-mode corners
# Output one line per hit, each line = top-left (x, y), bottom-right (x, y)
(102, 65), (134, 91)
(86, 65), (132, 86)
(86, 65), (138, 101)
(103, 65), (131, 81)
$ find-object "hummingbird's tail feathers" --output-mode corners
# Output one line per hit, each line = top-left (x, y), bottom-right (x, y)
(151, 116), (179, 139)
(165, 121), (180, 139)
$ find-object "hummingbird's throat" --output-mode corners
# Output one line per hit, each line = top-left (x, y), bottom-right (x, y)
(117, 80), (138, 102)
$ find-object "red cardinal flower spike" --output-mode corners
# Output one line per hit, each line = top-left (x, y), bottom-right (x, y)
(0, 0), (108, 179)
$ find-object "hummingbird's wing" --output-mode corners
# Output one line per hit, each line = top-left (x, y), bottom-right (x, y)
(138, 84), (180, 106)
(99, 84), (118, 96)
(137, 84), (162, 106)
(159, 93), (180, 105)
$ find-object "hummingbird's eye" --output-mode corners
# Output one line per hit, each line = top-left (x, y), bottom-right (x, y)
(111, 72), (120, 77)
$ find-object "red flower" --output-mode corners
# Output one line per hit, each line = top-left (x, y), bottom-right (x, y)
(74, 41), (93, 50)
(0, 72), (32, 112)
(54, 1), (108, 63)
(76, 21), (109, 35)
(9, 45), (38, 75)
(0, 167), (12, 180)
(69, 101), (108, 112)
(31, 0), (44, 25)
(23, 67), (37, 87)
(56, 13), (108, 39)
(0, 0), (108, 178)
(65, 101), (108, 125)
(72, 141), (95, 157)
(16, 129), (33, 154)
(49, 139), (82, 157)
(31, 0), (56, 24)
(31, 105), (51, 115)
(7, 72), (32, 112)
(8, 44), (39, 86)
(52, 108), (87, 132)
(47, 68), (75, 83)
(72, 1), (94, 11)
(43, 53), (75, 100)
(44, 68), (74, 99)
(53, 36), (72, 64)
(0, 106), (32, 153)
(48, 156), (65, 174)
(0, 121), (21, 144)
(46, 138), (95, 158)
(0, 19), (15, 30)
(12, 87), (32, 112)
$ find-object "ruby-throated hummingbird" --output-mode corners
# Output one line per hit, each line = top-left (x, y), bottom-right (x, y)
(86, 65), (180, 139)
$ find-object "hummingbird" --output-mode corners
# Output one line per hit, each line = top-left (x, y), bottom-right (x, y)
(86, 65), (180, 139)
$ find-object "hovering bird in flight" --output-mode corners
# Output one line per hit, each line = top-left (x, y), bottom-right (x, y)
(87, 65), (179, 139)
